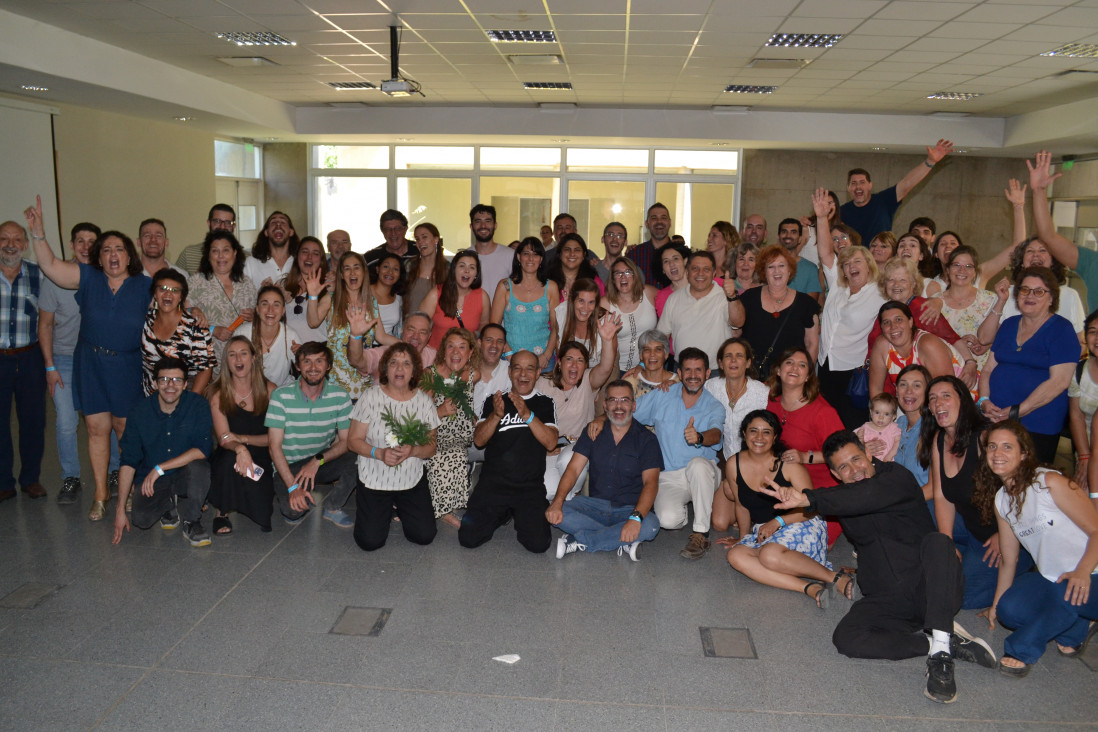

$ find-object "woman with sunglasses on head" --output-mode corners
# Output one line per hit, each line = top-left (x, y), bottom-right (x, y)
(282, 235), (330, 344)
(186, 230), (255, 367)
(236, 285), (302, 387)
(140, 269), (216, 396)
(25, 196), (152, 521)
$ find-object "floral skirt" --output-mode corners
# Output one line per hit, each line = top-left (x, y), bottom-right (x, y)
(738, 515), (832, 569)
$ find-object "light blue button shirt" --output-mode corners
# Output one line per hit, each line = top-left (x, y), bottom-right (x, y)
(635, 383), (725, 471)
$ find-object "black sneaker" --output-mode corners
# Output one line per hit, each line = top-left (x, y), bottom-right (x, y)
(951, 621), (997, 668)
(160, 508), (180, 530)
(182, 520), (211, 547)
(108, 470), (120, 498)
(57, 477), (81, 505)
(924, 652), (957, 704)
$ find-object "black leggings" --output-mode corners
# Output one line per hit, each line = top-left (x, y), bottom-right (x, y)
(353, 473), (437, 551)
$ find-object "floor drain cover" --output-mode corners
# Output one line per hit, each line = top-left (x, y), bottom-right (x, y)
(700, 626), (757, 659)
(0, 583), (58, 609)
(330, 606), (392, 637)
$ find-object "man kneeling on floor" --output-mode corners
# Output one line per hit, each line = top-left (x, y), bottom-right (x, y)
(547, 380), (662, 560)
(759, 429), (996, 704)
(459, 350), (558, 553)
(112, 357), (213, 547)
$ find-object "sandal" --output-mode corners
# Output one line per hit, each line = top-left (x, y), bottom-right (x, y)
(998, 655), (1032, 678)
(1057, 621), (1098, 658)
(829, 569), (859, 603)
(213, 515), (233, 535)
(803, 580), (829, 609)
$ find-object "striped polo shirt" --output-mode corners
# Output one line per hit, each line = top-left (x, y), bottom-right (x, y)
(265, 379), (352, 462)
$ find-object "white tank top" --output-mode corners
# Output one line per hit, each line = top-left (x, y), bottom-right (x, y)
(607, 296), (657, 372)
(995, 468), (1096, 583)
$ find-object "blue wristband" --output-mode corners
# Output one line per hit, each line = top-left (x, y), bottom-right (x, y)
(627, 515), (642, 523)
(524, 412), (534, 425)
(349, 334), (363, 340)
(370, 446), (377, 459)
(977, 396), (989, 407)
(154, 464), (165, 477)
(45, 366), (57, 372)
(308, 294), (318, 301)
(775, 515), (786, 528)
(288, 483), (299, 493)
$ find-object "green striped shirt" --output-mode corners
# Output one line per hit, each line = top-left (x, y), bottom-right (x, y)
(265, 380), (352, 462)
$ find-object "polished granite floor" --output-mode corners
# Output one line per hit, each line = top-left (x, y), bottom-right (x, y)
(1, 413), (1095, 731)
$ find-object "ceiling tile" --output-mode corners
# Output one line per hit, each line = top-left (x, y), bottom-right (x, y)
(870, 2), (976, 21)
(954, 3), (1060, 22)
(1004, 24), (1093, 43)
(791, 0), (889, 18)
(930, 22), (1022, 40)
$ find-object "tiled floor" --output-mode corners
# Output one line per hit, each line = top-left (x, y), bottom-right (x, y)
(1, 414), (1095, 730)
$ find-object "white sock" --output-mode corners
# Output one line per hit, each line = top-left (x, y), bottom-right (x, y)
(929, 629), (951, 656)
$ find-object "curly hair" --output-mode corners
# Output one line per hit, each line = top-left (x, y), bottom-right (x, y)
(877, 256), (924, 301)
(754, 244), (798, 284)
(90, 231), (143, 277)
(197, 230), (247, 282)
(1011, 237), (1067, 285)
(738, 408), (787, 472)
(378, 341), (423, 388)
(972, 420), (1042, 525)
(432, 327), (480, 374)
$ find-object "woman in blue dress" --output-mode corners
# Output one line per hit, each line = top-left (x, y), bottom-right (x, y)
(25, 196), (151, 521)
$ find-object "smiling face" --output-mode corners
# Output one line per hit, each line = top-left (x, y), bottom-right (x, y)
(743, 416), (776, 456)
(602, 225), (627, 258)
(735, 250), (756, 281)
(572, 290), (598, 325)
(453, 254), (478, 290)
(517, 244), (543, 275)
(778, 222), (800, 252)
(661, 249), (685, 283)
(402, 314), (431, 351)
(0, 222), (28, 269)
(208, 210), (235, 232)
(1022, 239), (1052, 269)
(678, 357), (708, 395)
(869, 236), (893, 265)
(256, 290), (286, 328)
(884, 267), (915, 301)
(98, 235), (131, 278)
(720, 342), (749, 381)
(641, 340), (667, 371)
(554, 217), (577, 243)
(707, 227), (729, 255)
(880, 307), (914, 347)
(298, 351), (330, 387)
(558, 346), (588, 388)
(897, 235), (923, 262)
(70, 229), (97, 265)
(828, 442), (876, 483)
(139, 222), (168, 260)
(777, 351), (810, 390)
(688, 256), (716, 293)
(763, 256), (789, 288)
(326, 230), (351, 262)
(377, 256), (402, 289)
(831, 228), (851, 252)
(479, 327), (506, 366)
(947, 252), (977, 288)
(927, 381), (961, 431)
(936, 234), (960, 267)
(895, 370), (927, 417)
(509, 351), (540, 395)
(471, 212), (496, 244)
(841, 251), (870, 290)
(381, 218), (408, 251)
(985, 427), (1025, 480)
(297, 239), (324, 274)
(154, 278), (184, 313)
(611, 262), (635, 294)
(645, 207), (671, 241)
(414, 226), (439, 257)
(1016, 275), (1052, 316)
(443, 333), (472, 373)
(225, 340), (255, 379)
(154, 368), (186, 407)
(1087, 318), (1098, 359)
(208, 238), (236, 276)
(266, 214), (293, 247)
(605, 385), (636, 427)
(742, 215), (766, 246)
(559, 240), (584, 272)
(847, 174), (872, 206)
(341, 257), (365, 292)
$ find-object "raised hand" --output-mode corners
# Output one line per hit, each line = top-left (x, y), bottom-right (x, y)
(926, 139), (954, 164)
(1004, 178), (1027, 208)
(508, 389), (531, 420)
(1027, 150), (1062, 192)
(597, 312), (622, 342)
(993, 276), (1011, 304)
(346, 303), (371, 337)
(683, 416), (699, 446)
(303, 267), (325, 297)
(811, 187), (832, 220)
(23, 195), (45, 238)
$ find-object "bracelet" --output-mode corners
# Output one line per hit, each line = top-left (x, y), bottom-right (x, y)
(1079, 454), (1091, 460)
(1008, 405), (1021, 421)
(977, 396), (989, 407)
(308, 294), (318, 301)
(288, 483), (299, 493)
(349, 334), (363, 340)
(991, 309), (1003, 317)
(924, 159), (934, 168)
(775, 515), (786, 528)
(220, 433), (231, 442)
(370, 446), (377, 459)
(154, 464), (165, 477)
(1090, 493), (1098, 499)
(524, 412), (534, 425)
(627, 515), (642, 523)
(45, 366), (56, 372)
(31, 234), (45, 241)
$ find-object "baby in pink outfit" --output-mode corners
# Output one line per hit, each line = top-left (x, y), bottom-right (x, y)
(855, 393), (901, 461)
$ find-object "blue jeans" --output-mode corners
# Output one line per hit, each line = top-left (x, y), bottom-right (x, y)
(953, 518), (1034, 609)
(997, 571), (1098, 664)
(557, 495), (660, 552)
(50, 354), (118, 479)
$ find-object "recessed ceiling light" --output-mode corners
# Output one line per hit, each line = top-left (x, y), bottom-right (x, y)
(217, 56), (279, 67)
(173, 116), (194, 122)
(217, 31), (296, 47)
(870, 146), (887, 151)
(1041, 42), (1098, 59)
(926, 91), (982, 100)
(766, 33), (842, 49)
(724, 85), (777, 94)
(712, 143), (729, 147)
(327, 81), (377, 90)
(507, 54), (563, 65)
(20, 84), (48, 92)
(525, 82), (572, 90)
(488, 30), (556, 43)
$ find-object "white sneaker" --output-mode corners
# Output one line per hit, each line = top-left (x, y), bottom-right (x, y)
(555, 535), (586, 559)
(616, 541), (640, 561)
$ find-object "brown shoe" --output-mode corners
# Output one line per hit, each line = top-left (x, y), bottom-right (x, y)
(0, 488), (15, 503)
(21, 483), (46, 499)
(680, 531), (710, 559)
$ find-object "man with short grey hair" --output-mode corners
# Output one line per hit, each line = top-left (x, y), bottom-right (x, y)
(326, 229), (352, 270)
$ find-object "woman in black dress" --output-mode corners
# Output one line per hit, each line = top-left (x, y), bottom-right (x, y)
(208, 335), (276, 533)
(737, 245), (820, 381)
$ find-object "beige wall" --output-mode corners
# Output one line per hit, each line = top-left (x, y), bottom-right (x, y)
(53, 103), (214, 257)
(263, 143), (308, 242)
(741, 149), (1031, 263)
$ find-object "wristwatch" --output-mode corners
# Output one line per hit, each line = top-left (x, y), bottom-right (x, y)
(695, 433), (704, 448)
(314, 451), (326, 466)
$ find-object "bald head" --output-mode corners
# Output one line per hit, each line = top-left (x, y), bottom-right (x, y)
(326, 229), (351, 262)
(742, 214), (767, 246)
(0, 221), (29, 270)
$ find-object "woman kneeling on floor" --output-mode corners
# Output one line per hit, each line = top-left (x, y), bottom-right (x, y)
(974, 420), (1098, 677)
(722, 409), (853, 607)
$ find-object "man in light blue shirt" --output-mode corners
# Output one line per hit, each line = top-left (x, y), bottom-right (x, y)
(634, 347), (725, 559)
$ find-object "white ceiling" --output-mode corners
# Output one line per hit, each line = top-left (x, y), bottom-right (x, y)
(3, 0), (1098, 153)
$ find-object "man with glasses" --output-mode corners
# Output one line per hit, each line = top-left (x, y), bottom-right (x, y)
(365, 209), (416, 269)
(138, 218), (186, 279)
(547, 380), (662, 560)
(595, 222), (628, 283)
(469, 204), (512, 302)
(111, 357), (213, 547)
(175, 204), (236, 274)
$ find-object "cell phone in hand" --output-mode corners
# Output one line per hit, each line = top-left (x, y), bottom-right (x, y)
(246, 464), (264, 481)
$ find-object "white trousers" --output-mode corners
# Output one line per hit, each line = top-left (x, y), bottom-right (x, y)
(543, 442), (588, 501)
(653, 457), (720, 533)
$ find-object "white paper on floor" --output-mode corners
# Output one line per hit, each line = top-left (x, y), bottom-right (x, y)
(492, 654), (520, 664)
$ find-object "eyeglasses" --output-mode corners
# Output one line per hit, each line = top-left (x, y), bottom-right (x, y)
(612, 271), (634, 279)
(156, 376), (184, 386)
(209, 218), (235, 229)
(1018, 286), (1050, 297)
(832, 235), (850, 243)
(604, 232), (626, 240)
(949, 262), (975, 271)
(157, 285), (182, 294)
(605, 397), (634, 405)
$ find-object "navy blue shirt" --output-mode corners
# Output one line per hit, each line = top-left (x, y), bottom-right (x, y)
(574, 418), (663, 506)
(120, 390), (213, 478)
(840, 185), (900, 246)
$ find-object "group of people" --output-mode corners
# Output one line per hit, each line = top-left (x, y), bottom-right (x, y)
(1, 144), (1095, 705)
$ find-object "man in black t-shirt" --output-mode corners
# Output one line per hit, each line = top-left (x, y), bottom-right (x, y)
(459, 350), (558, 553)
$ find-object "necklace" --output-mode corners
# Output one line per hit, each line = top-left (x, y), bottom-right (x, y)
(726, 379), (747, 410)
(232, 386), (251, 408)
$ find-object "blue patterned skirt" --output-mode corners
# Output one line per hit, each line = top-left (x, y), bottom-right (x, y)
(738, 515), (832, 569)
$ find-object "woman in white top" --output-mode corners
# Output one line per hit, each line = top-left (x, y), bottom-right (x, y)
(537, 315), (620, 501)
(282, 236), (330, 345)
(371, 251), (405, 340)
(555, 279), (605, 368)
(705, 337), (771, 535)
(348, 342), (440, 550)
(235, 285), (302, 387)
(1068, 311), (1098, 498)
(975, 421), (1098, 676)
(602, 257), (657, 372)
(812, 187), (886, 428)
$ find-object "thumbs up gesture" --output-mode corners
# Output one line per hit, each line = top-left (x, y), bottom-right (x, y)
(684, 416), (700, 446)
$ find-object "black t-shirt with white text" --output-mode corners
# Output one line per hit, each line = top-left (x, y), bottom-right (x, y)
(478, 391), (557, 487)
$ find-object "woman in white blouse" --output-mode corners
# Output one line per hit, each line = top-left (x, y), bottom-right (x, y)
(348, 342), (440, 550)
(601, 257), (658, 373)
(812, 188), (886, 428)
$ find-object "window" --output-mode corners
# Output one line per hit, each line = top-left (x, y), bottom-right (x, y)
(314, 145), (389, 169)
(315, 177), (387, 250)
